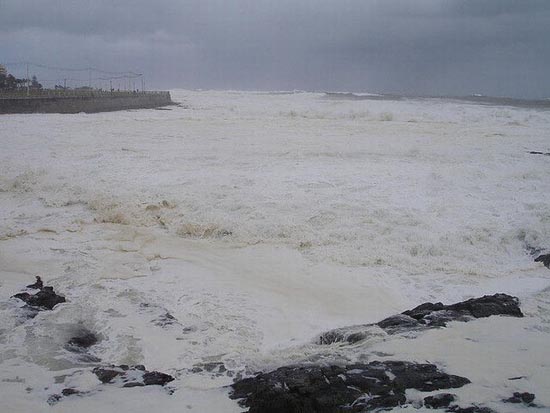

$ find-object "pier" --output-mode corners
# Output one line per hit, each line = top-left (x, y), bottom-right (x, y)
(0, 89), (174, 114)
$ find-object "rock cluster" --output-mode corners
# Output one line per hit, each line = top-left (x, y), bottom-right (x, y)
(424, 393), (456, 409)
(9, 279), (175, 404)
(231, 361), (470, 413)
(231, 294), (534, 412)
(93, 364), (174, 387)
(320, 293), (523, 344)
(503, 392), (536, 406)
(12, 276), (66, 314)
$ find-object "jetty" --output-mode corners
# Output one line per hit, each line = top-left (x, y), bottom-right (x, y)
(0, 89), (174, 114)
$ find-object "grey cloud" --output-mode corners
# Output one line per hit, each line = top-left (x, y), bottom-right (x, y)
(1, 0), (549, 97)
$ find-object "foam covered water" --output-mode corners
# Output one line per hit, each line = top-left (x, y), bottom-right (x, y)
(1, 90), (549, 411)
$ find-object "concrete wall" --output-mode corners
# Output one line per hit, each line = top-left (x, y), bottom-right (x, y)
(0, 92), (174, 114)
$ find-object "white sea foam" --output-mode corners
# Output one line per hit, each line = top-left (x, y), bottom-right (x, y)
(0, 90), (549, 412)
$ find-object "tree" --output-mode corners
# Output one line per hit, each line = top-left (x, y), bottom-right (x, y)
(31, 75), (42, 89)
(0, 66), (26, 91)
(4, 74), (18, 90)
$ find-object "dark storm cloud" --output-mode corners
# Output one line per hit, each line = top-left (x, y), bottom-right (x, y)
(1, 0), (549, 97)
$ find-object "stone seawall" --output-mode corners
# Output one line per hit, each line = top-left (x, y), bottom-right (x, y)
(0, 92), (174, 114)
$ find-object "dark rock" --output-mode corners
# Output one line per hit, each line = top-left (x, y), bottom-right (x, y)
(47, 388), (83, 404)
(93, 365), (174, 388)
(230, 360), (470, 413)
(446, 406), (496, 413)
(47, 394), (62, 405)
(67, 331), (98, 350)
(443, 294), (523, 319)
(65, 329), (100, 362)
(93, 367), (123, 383)
(202, 362), (227, 373)
(425, 393), (456, 409)
(13, 285), (65, 310)
(26, 276), (43, 289)
(503, 392), (535, 404)
(377, 314), (420, 331)
(61, 388), (80, 396)
(154, 312), (178, 327)
(529, 151), (550, 156)
(403, 302), (446, 320)
(345, 332), (369, 344)
(320, 294), (523, 344)
(535, 254), (550, 269)
(142, 371), (175, 386)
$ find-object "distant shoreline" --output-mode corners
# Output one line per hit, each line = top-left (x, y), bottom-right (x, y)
(323, 91), (550, 109)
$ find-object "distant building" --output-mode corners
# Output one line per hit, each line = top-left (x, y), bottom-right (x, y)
(0, 64), (7, 76)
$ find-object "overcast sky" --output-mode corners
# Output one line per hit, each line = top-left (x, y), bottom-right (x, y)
(1, 0), (549, 97)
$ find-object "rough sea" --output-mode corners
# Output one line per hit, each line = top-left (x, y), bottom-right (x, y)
(1, 90), (549, 412)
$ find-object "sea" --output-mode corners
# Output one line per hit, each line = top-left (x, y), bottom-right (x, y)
(1, 90), (549, 412)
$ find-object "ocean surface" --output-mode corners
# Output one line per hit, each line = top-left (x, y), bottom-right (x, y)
(1, 90), (549, 412)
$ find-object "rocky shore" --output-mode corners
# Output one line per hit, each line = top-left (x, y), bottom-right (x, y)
(229, 293), (532, 413)
(8, 252), (549, 411)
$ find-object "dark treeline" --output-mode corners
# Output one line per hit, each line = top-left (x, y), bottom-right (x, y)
(0, 65), (42, 91)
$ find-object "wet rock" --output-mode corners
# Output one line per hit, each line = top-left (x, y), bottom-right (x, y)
(26, 276), (43, 289)
(320, 294), (523, 344)
(61, 388), (80, 396)
(399, 294), (523, 323)
(424, 393), (456, 409)
(377, 314), (421, 331)
(503, 392), (536, 405)
(535, 254), (550, 269)
(47, 394), (62, 405)
(154, 312), (178, 327)
(13, 286), (66, 310)
(143, 371), (175, 386)
(47, 388), (82, 404)
(93, 367), (123, 383)
(202, 362), (227, 373)
(93, 365), (174, 387)
(189, 362), (230, 377)
(67, 330), (98, 350)
(65, 328), (101, 363)
(507, 376), (526, 381)
(230, 361), (470, 413)
(446, 406), (496, 413)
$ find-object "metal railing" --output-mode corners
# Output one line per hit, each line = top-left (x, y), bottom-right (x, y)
(0, 89), (170, 99)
